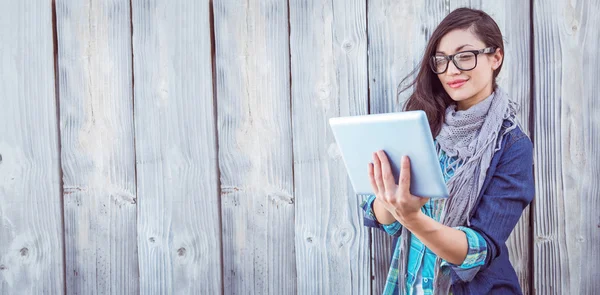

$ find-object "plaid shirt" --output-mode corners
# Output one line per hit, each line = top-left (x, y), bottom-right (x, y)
(360, 148), (488, 295)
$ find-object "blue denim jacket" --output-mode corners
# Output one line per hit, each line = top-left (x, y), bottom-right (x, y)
(364, 119), (535, 294)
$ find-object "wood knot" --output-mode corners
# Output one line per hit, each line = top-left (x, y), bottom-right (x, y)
(149, 237), (155, 243)
(177, 247), (186, 256)
(0, 153), (3, 163)
(342, 41), (354, 52)
(0, 265), (6, 270)
(336, 228), (353, 248)
(20, 247), (28, 256)
(306, 237), (313, 243)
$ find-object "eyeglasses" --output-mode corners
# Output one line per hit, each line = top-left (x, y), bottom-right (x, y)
(430, 47), (497, 74)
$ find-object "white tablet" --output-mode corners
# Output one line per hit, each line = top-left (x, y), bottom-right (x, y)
(329, 110), (448, 199)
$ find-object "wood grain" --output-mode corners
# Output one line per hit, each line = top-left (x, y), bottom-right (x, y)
(0, 1), (65, 293)
(2, 1), (599, 293)
(533, 0), (600, 293)
(289, 0), (370, 294)
(55, 0), (138, 293)
(213, 0), (296, 294)
(131, 0), (223, 294)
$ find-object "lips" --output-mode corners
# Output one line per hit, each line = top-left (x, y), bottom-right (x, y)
(448, 79), (468, 89)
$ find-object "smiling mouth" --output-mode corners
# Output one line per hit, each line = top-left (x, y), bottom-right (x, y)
(448, 80), (468, 88)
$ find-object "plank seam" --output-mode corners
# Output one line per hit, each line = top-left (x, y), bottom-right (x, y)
(528, 0), (536, 294)
(51, 1), (67, 294)
(127, 0), (141, 293)
(365, 0), (374, 294)
(208, 1), (225, 295)
(285, 1), (298, 291)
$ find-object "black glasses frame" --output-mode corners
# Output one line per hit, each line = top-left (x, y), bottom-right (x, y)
(430, 46), (497, 74)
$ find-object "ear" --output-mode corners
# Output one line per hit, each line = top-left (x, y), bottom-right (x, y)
(491, 48), (504, 70)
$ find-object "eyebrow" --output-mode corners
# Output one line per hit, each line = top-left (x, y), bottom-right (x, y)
(435, 44), (473, 54)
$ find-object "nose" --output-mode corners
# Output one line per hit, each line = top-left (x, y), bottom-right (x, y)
(446, 60), (461, 75)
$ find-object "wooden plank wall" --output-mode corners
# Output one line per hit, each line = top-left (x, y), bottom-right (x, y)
(289, 1), (370, 294)
(1, 0), (599, 294)
(55, 0), (139, 293)
(0, 1), (65, 293)
(533, 0), (600, 294)
(212, 0), (296, 294)
(131, 0), (222, 294)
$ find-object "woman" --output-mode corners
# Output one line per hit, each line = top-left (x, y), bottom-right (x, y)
(361, 8), (534, 295)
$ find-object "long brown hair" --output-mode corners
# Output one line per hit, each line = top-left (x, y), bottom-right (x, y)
(399, 8), (504, 137)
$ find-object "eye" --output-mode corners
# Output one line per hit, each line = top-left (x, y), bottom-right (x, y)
(456, 52), (475, 61)
(433, 56), (446, 65)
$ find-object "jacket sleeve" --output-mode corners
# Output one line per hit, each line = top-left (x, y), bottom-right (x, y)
(449, 134), (535, 282)
(360, 194), (403, 237)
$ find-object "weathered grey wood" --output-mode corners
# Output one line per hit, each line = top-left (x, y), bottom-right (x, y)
(368, 1), (533, 293)
(131, 0), (223, 293)
(289, 0), (370, 294)
(367, 1), (447, 293)
(447, 2), (533, 293)
(0, 1), (65, 294)
(55, 0), (138, 293)
(213, 1), (296, 294)
(533, 0), (600, 294)
(371, 235), (394, 295)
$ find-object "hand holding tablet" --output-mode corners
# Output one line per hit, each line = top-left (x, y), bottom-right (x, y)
(328, 110), (448, 199)
(368, 151), (430, 223)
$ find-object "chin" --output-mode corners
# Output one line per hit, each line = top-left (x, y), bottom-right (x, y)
(444, 87), (473, 102)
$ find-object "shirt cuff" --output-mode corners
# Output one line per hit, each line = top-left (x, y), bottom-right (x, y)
(359, 194), (378, 221)
(382, 220), (403, 236)
(441, 226), (488, 282)
(360, 195), (403, 237)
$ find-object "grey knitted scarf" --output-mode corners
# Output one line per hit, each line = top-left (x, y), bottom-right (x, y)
(397, 87), (521, 295)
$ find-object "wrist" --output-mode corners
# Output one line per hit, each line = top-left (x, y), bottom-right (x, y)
(372, 198), (396, 224)
(400, 211), (425, 229)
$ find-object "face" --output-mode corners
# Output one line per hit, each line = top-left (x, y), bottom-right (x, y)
(434, 28), (503, 110)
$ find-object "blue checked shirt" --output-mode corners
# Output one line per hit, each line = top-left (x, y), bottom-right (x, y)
(360, 147), (488, 295)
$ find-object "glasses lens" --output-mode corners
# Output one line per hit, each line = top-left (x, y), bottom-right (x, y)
(454, 52), (476, 70)
(432, 56), (447, 73)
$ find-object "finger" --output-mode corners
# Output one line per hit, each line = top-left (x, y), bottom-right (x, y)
(376, 150), (396, 193)
(372, 152), (385, 195)
(399, 155), (411, 190)
(368, 162), (379, 195)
